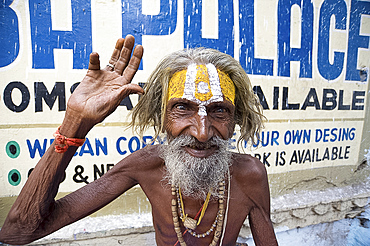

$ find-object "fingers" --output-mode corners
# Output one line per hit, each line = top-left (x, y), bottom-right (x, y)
(105, 35), (143, 80)
(106, 38), (124, 71)
(122, 45), (143, 82)
(114, 35), (136, 75)
(88, 52), (100, 70)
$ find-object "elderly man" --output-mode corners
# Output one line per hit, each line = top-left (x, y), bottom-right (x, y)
(0, 36), (278, 246)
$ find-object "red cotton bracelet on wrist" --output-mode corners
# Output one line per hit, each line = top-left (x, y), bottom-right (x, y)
(53, 126), (85, 153)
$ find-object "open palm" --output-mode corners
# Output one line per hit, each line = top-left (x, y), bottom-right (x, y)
(66, 35), (144, 127)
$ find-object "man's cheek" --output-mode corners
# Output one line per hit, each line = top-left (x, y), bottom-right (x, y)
(163, 120), (176, 138)
(227, 123), (236, 138)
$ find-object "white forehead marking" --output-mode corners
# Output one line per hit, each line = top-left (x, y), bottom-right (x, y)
(183, 63), (197, 100)
(197, 81), (209, 94)
(198, 105), (207, 116)
(205, 63), (223, 101)
(183, 63), (223, 116)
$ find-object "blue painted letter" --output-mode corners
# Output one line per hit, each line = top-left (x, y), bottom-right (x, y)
(278, 0), (313, 78)
(122, 0), (177, 69)
(318, 0), (346, 81)
(239, 0), (274, 75)
(29, 0), (92, 69)
(0, 0), (19, 67)
(345, 0), (370, 81)
(184, 0), (234, 56)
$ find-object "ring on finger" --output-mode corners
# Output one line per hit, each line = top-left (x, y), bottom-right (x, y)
(107, 63), (115, 69)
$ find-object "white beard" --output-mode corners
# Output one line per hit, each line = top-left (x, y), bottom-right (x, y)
(160, 135), (231, 200)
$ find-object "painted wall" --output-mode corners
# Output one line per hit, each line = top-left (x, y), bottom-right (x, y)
(1, 0), (369, 228)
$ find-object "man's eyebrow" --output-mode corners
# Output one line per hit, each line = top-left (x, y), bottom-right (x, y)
(207, 101), (233, 107)
(172, 98), (197, 104)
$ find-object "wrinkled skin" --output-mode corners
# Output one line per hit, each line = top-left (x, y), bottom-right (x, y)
(0, 35), (278, 246)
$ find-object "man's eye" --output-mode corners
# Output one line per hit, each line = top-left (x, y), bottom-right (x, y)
(175, 104), (187, 110)
(214, 107), (227, 113)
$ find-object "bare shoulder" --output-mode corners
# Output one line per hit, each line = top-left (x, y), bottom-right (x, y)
(231, 152), (268, 183)
(116, 144), (163, 169)
(230, 152), (271, 210)
(125, 144), (162, 161)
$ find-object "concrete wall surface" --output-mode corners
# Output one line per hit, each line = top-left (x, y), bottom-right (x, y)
(1, 0), (370, 245)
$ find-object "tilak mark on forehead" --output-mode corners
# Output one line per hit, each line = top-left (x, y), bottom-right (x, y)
(168, 64), (235, 116)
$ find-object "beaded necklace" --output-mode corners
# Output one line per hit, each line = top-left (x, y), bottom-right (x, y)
(177, 186), (211, 230)
(171, 181), (226, 246)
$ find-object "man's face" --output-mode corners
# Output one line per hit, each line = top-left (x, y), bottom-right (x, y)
(164, 63), (236, 158)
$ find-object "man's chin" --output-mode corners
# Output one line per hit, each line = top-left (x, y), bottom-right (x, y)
(160, 135), (231, 199)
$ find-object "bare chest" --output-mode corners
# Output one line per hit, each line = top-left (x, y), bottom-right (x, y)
(148, 189), (248, 246)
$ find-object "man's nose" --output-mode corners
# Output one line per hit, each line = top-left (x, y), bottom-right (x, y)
(190, 114), (213, 143)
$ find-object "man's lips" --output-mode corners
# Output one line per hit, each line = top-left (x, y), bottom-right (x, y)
(184, 145), (218, 158)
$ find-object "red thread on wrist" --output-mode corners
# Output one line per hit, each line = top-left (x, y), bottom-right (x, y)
(53, 126), (85, 153)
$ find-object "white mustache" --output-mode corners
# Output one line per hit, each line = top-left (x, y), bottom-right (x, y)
(171, 135), (222, 149)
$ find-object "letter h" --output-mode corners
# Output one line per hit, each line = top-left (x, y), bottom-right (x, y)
(29, 0), (92, 69)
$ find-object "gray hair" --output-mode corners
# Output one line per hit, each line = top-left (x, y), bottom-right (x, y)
(130, 48), (264, 148)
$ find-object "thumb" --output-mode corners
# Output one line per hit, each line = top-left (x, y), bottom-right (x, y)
(121, 84), (145, 97)
(88, 52), (100, 70)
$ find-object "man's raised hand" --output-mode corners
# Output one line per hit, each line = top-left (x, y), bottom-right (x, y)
(66, 35), (144, 129)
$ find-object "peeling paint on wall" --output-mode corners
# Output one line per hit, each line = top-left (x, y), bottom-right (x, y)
(0, 0), (369, 229)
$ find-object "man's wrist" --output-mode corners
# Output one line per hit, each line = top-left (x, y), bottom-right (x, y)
(59, 109), (93, 139)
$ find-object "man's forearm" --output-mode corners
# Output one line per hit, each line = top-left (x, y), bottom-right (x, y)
(0, 117), (89, 244)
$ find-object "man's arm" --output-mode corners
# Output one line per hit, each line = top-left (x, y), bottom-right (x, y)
(238, 155), (278, 246)
(0, 35), (144, 245)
